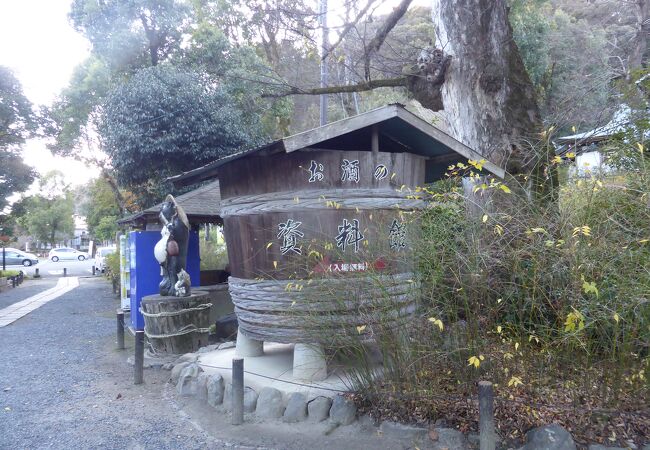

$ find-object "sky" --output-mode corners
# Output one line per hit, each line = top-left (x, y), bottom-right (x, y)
(0, 0), (96, 188)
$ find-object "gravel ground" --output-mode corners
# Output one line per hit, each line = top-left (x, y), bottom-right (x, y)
(0, 277), (401, 450)
(0, 277), (228, 449)
(0, 278), (58, 310)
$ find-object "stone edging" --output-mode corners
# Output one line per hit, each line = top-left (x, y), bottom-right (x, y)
(166, 353), (650, 450)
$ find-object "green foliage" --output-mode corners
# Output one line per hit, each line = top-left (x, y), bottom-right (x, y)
(100, 64), (263, 187)
(0, 66), (36, 149)
(180, 25), (295, 139)
(94, 216), (120, 242)
(69, 0), (189, 69)
(510, 1), (613, 130)
(81, 178), (121, 239)
(316, 137), (649, 440)
(0, 270), (21, 278)
(104, 245), (121, 289)
(199, 227), (228, 270)
(47, 56), (112, 156)
(18, 173), (75, 246)
(0, 66), (37, 209)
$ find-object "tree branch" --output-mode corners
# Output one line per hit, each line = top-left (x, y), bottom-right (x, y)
(323, 0), (379, 61)
(363, 0), (413, 81)
(262, 77), (407, 98)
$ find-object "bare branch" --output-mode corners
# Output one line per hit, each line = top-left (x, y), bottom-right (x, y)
(323, 0), (379, 61)
(262, 76), (407, 97)
(363, 0), (413, 80)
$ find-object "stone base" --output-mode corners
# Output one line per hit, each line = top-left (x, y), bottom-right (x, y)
(235, 329), (264, 357)
(293, 343), (327, 381)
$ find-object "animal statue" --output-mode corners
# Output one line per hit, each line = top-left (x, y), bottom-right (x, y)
(154, 195), (191, 297)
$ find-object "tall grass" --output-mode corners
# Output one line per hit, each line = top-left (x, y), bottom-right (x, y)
(294, 135), (649, 440)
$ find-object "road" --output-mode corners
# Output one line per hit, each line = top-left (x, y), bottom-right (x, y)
(2, 257), (98, 278)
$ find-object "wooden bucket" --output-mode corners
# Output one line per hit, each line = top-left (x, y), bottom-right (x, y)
(219, 150), (425, 344)
(141, 291), (211, 355)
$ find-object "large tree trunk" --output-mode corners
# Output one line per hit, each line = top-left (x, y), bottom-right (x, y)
(629, 0), (649, 73)
(430, 0), (543, 175)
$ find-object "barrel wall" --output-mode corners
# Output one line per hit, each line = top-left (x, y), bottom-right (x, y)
(219, 149), (425, 343)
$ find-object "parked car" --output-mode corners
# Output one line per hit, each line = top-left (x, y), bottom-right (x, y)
(95, 246), (116, 272)
(48, 247), (89, 262)
(1, 248), (39, 266)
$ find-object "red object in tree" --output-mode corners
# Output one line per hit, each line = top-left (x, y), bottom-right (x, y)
(0, 235), (10, 243)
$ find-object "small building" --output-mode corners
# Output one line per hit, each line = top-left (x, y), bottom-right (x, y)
(118, 180), (223, 231)
(555, 105), (633, 177)
(169, 104), (504, 381)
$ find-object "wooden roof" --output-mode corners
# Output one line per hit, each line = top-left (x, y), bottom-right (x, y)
(168, 104), (505, 188)
(117, 180), (222, 227)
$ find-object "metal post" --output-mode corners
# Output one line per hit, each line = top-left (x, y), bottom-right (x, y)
(117, 309), (125, 350)
(34, 268), (40, 278)
(92, 265), (96, 275)
(134, 330), (145, 384)
(11, 277), (16, 288)
(2, 246), (5, 271)
(63, 268), (67, 277)
(478, 381), (496, 450)
(232, 358), (244, 425)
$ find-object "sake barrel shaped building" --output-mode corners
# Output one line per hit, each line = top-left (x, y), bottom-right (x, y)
(170, 104), (504, 381)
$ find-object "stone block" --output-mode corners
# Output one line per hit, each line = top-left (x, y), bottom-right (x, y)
(195, 372), (209, 401)
(329, 395), (356, 426)
(243, 387), (258, 413)
(519, 424), (576, 450)
(256, 387), (285, 419)
(206, 374), (225, 407)
(176, 363), (203, 396)
(170, 361), (191, 385)
(283, 393), (307, 423)
(308, 396), (332, 423)
(379, 421), (428, 443)
(429, 427), (469, 450)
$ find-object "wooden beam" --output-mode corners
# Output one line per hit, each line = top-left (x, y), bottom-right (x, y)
(284, 105), (399, 152)
(371, 124), (379, 153)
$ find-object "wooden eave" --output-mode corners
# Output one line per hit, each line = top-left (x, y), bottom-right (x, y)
(168, 104), (505, 188)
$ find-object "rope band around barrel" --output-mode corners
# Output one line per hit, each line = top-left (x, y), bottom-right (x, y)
(139, 303), (212, 318)
(143, 323), (211, 339)
(220, 188), (428, 216)
(228, 273), (419, 344)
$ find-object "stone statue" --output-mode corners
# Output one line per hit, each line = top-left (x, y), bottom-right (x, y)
(154, 195), (191, 297)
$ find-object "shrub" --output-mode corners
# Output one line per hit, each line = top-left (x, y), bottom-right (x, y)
(199, 226), (228, 270)
(304, 140), (649, 444)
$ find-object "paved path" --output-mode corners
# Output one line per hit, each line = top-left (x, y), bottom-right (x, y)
(0, 278), (58, 310)
(0, 277), (79, 327)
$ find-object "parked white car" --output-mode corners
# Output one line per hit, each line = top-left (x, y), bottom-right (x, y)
(48, 247), (89, 262)
(95, 246), (116, 272)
